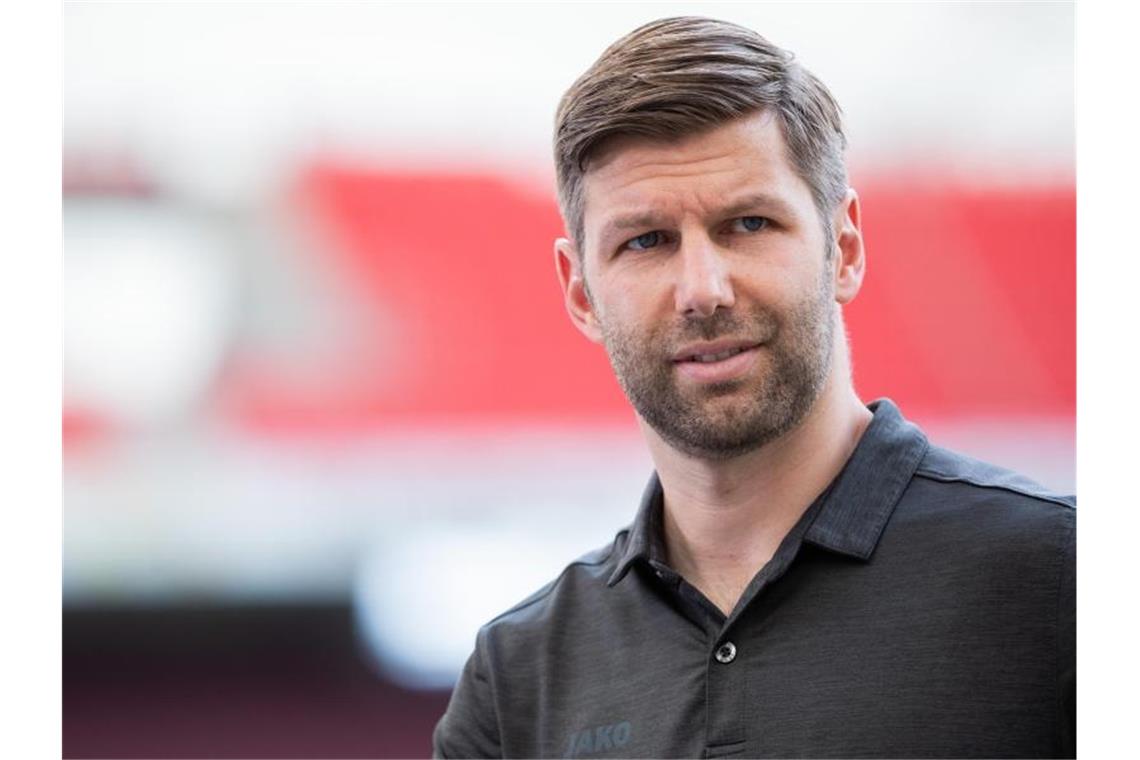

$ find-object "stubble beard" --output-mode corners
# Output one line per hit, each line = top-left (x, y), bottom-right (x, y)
(598, 267), (836, 461)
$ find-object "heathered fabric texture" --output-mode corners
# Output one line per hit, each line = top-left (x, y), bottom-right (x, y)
(433, 399), (1076, 759)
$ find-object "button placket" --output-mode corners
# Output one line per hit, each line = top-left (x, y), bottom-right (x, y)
(704, 634), (747, 752)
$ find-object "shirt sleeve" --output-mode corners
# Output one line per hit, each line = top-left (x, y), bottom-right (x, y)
(433, 627), (502, 759)
(1056, 513), (1075, 759)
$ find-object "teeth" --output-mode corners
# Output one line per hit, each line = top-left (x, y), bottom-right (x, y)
(694, 347), (745, 363)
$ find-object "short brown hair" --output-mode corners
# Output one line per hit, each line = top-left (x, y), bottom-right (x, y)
(554, 16), (848, 252)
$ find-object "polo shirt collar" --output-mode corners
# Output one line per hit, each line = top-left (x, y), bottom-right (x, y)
(607, 398), (928, 586)
(802, 397), (928, 559)
(607, 470), (665, 586)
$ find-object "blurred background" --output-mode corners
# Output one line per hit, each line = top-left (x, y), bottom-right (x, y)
(63, 3), (1074, 758)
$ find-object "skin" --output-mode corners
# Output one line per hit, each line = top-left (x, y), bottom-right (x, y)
(554, 110), (872, 615)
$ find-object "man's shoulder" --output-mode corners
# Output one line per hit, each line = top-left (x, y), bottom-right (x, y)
(914, 442), (1075, 508)
(479, 528), (630, 640)
(901, 442), (1075, 539)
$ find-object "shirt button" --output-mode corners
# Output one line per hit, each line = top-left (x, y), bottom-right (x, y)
(715, 642), (737, 664)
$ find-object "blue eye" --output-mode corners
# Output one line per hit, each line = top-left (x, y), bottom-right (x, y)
(627, 231), (662, 251)
(737, 216), (768, 232)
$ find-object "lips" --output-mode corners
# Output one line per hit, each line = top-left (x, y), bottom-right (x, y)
(671, 339), (764, 383)
(671, 339), (762, 364)
(685, 346), (751, 363)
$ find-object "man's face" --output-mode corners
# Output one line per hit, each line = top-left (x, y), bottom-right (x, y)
(557, 111), (846, 460)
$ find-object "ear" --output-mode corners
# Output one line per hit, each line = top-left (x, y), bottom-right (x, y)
(554, 237), (604, 344)
(831, 188), (866, 305)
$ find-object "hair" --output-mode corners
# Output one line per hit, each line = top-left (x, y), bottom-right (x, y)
(554, 16), (848, 255)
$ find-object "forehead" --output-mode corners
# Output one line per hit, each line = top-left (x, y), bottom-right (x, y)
(580, 111), (813, 243)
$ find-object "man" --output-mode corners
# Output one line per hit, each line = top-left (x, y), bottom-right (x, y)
(434, 16), (1075, 759)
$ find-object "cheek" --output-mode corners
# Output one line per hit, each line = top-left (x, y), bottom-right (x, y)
(748, 256), (827, 302)
(595, 300), (637, 340)
(591, 275), (645, 322)
(596, 300), (663, 359)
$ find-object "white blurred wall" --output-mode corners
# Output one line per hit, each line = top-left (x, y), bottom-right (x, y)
(66, 2), (1073, 207)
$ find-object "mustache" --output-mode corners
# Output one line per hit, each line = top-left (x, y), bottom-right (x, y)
(669, 307), (779, 344)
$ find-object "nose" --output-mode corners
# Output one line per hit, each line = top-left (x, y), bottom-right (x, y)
(674, 233), (735, 317)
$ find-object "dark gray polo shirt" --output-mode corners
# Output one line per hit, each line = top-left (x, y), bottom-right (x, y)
(433, 399), (1076, 759)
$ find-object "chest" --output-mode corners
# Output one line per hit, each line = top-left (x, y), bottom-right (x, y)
(493, 557), (1061, 759)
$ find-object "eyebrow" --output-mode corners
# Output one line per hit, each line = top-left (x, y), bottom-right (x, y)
(599, 212), (670, 242)
(717, 192), (798, 221)
(597, 192), (799, 244)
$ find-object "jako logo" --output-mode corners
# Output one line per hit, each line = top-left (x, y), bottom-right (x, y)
(564, 721), (632, 758)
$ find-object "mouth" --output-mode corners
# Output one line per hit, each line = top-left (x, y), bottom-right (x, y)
(671, 340), (764, 383)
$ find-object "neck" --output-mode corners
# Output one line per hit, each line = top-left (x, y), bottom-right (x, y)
(642, 337), (872, 614)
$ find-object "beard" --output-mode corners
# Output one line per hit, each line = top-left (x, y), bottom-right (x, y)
(598, 265), (835, 461)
